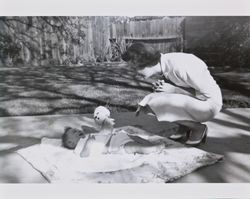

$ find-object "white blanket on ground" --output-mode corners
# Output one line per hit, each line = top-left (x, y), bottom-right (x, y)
(17, 126), (223, 183)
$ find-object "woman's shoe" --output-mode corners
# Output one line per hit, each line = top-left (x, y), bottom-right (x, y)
(168, 129), (191, 141)
(185, 124), (208, 146)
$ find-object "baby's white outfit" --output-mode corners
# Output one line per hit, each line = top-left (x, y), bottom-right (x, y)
(74, 130), (135, 156)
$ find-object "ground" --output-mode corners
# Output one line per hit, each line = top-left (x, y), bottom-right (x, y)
(0, 108), (249, 183)
(0, 63), (250, 183)
(0, 62), (250, 117)
(212, 69), (250, 108)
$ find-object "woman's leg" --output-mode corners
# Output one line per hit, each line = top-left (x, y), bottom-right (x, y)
(175, 120), (208, 146)
(175, 120), (204, 130)
(140, 92), (215, 122)
(138, 92), (217, 145)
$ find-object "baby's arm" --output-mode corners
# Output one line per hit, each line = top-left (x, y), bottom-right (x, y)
(98, 117), (115, 154)
(77, 134), (112, 157)
(79, 134), (96, 157)
(74, 135), (90, 156)
(102, 132), (114, 154)
(75, 119), (114, 157)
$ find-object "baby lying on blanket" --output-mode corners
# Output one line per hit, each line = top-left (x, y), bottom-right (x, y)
(62, 106), (165, 157)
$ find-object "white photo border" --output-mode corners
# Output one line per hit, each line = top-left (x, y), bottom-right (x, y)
(0, 0), (250, 198)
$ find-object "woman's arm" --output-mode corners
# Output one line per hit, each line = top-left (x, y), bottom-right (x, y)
(153, 80), (195, 96)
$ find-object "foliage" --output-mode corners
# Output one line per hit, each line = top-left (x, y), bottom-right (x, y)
(217, 18), (250, 68)
(192, 17), (250, 68)
(0, 32), (22, 65)
(0, 17), (87, 66)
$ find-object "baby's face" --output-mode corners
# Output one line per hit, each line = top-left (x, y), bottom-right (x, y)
(64, 128), (85, 149)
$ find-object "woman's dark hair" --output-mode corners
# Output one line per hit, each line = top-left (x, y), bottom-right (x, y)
(121, 42), (161, 68)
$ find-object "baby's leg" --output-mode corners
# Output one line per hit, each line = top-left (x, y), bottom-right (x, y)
(124, 141), (165, 154)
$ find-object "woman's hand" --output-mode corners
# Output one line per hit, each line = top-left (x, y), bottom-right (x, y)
(153, 80), (174, 92)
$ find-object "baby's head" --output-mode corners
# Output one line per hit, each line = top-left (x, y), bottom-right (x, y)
(62, 127), (85, 149)
(93, 106), (111, 125)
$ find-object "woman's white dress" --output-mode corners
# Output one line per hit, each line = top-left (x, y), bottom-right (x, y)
(139, 53), (222, 122)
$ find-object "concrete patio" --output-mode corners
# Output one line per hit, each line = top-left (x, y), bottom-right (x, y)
(0, 108), (249, 183)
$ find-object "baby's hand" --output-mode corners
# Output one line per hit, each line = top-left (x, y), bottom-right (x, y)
(104, 117), (115, 126)
(102, 146), (110, 155)
(135, 105), (149, 117)
(135, 105), (142, 117)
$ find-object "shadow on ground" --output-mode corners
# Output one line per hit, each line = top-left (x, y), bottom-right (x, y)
(0, 63), (154, 116)
(0, 63), (250, 116)
(0, 136), (40, 155)
(212, 71), (250, 108)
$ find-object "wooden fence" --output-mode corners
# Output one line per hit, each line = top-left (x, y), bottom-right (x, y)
(0, 16), (185, 66)
(111, 17), (185, 53)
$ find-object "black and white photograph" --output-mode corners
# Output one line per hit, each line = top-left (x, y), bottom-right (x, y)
(1, 0), (250, 197)
(0, 15), (249, 185)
